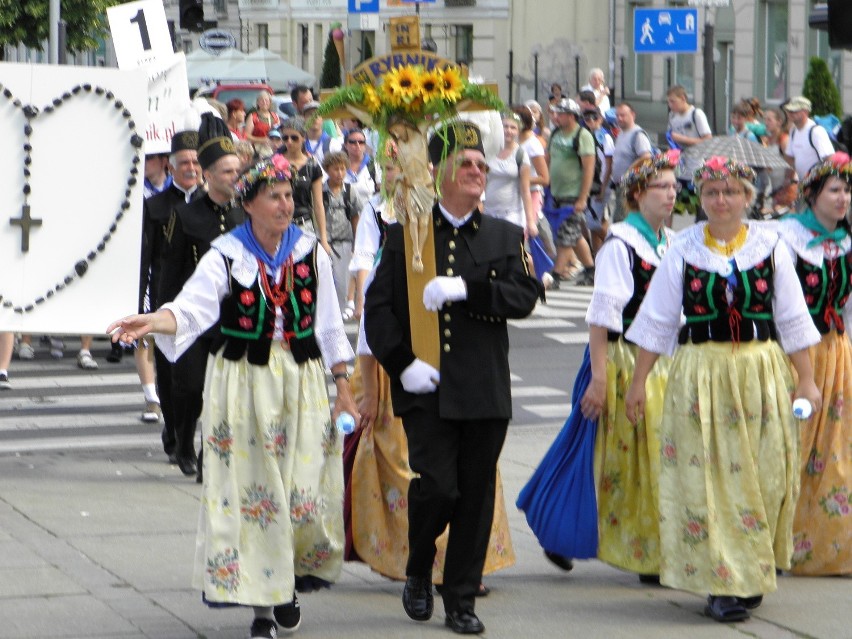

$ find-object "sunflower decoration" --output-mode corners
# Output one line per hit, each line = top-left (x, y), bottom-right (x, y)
(438, 67), (464, 102)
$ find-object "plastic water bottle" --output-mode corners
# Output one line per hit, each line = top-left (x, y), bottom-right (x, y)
(335, 412), (356, 434)
(792, 398), (813, 420)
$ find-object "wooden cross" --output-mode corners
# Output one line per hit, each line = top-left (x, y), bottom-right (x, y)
(10, 204), (42, 253)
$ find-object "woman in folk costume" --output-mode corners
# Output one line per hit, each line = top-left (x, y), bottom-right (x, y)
(777, 152), (852, 576)
(108, 154), (358, 639)
(517, 151), (677, 579)
(343, 148), (515, 592)
(624, 156), (822, 623)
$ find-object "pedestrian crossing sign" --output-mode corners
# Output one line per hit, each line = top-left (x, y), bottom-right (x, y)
(634, 8), (699, 54)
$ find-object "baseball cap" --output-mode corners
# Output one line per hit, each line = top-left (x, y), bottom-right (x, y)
(268, 129), (283, 139)
(784, 96), (812, 113)
(550, 98), (581, 116)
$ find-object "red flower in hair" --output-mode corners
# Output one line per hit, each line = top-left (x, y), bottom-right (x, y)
(704, 156), (728, 173)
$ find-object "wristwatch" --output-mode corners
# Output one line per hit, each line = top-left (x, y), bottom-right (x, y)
(332, 372), (351, 382)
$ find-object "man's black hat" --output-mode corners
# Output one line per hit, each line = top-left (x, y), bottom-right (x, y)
(197, 113), (236, 170)
(428, 121), (485, 165)
(171, 130), (199, 154)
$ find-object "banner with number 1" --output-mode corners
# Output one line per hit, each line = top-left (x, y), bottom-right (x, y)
(107, 0), (174, 70)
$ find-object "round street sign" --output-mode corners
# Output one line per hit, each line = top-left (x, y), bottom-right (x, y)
(200, 29), (237, 54)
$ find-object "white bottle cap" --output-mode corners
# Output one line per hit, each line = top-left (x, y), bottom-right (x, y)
(792, 398), (813, 420)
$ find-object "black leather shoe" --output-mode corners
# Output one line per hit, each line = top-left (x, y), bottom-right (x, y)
(544, 550), (574, 572)
(402, 575), (433, 621)
(705, 595), (749, 622)
(176, 455), (198, 477)
(444, 610), (484, 634)
(737, 595), (763, 610)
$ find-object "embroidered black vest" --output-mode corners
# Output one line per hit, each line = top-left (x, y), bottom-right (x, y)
(795, 251), (852, 334)
(678, 258), (777, 344)
(605, 240), (658, 342)
(217, 249), (323, 365)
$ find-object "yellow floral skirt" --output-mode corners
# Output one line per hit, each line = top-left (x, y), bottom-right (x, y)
(791, 330), (852, 575)
(348, 358), (515, 582)
(594, 339), (669, 574)
(658, 340), (798, 597)
(193, 344), (344, 605)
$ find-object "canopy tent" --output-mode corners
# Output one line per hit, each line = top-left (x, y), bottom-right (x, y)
(227, 48), (316, 91)
(185, 48), (247, 89)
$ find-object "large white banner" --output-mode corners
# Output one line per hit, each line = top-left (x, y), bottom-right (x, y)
(0, 63), (148, 334)
(142, 53), (192, 154)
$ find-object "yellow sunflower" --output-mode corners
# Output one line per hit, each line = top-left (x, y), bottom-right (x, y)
(439, 67), (464, 102)
(383, 65), (420, 109)
(362, 84), (381, 114)
(419, 69), (444, 104)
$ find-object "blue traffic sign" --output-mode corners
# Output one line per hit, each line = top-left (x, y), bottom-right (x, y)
(348, 0), (379, 12)
(634, 8), (699, 54)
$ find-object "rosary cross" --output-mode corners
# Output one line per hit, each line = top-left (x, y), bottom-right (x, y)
(10, 204), (42, 252)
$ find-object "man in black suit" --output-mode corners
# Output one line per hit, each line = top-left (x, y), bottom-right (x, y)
(141, 130), (202, 464)
(158, 114), (244, 477)
(364, 122), (541, 634)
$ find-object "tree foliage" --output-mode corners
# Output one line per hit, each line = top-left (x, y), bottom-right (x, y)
(802, 56), (843, 118)
(0, 0), (119, 56)
(320, 34), (341, 89)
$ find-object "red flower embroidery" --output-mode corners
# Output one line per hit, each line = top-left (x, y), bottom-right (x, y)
(805, 272), (819, 287)
(754, 260), (765, 269)
(295, 263), (310, 279)
(805, 294), (815, 305)
(690, 277), (702, 292)
(300, 315), (313, 329)
(300, 289), (313, 304)
(641, 260), (652, 271)
(694, 305), (707, 314)
(755, 278), (768, 293)
(240, 290), (255, 306)
(238, 316), (253, 330)
(752, 304), (764, 312)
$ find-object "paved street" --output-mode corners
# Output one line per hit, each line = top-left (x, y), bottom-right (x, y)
(0, 285), (849, 638)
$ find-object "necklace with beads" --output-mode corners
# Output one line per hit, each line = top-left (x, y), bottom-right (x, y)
(704, 224), (747, 257)
(1, 81), (142, 314)
(257, 257), (295, 308)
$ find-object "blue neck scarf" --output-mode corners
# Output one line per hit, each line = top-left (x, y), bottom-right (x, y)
(798, 208), (849, 248)
(232, 220), (302, 271)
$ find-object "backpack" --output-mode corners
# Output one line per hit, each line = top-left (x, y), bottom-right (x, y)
(812, 114), (848, 152)
(322, 182), (353, 221)
(572, 128), (604, 195)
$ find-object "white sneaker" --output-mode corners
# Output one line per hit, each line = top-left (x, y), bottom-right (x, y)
(16, 342), (35, 360)
(77, 350), (98, 370)
(49, 338), (65, 359)
(542, 272), (554, 290)
(141, 401), (162, 423)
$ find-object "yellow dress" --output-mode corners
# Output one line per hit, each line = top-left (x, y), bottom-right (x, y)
(594, 338), (669, 574)
(347, 358), (515, 582)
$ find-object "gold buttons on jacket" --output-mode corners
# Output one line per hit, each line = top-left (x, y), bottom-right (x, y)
(448, 255), (455, 264)
(446, 268), (454, 276)
(444, 328), (451, 338)
(443, 313), (451, 322)
(443, 343), (451, 352)
(220, 225), (226, 232)
(449, 240), (456, 250)
(453, 229), (459, 237)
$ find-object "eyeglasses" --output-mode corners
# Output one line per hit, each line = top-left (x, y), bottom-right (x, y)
(582, 114), (600, 121)
(347, 139), (367, 145)
(702, 188), (744, 199)
(281, 134), (301, 142)
(455, 157), (489, 173)
(646, 182), (682, 193)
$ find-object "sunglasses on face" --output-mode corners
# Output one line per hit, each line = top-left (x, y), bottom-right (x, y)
(455, 157), (489, 173)
(281, 134), (301, 142)
(348, 139), (367, 145)
(582, 114), (600, 121)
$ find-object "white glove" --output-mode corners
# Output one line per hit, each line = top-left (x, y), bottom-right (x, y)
(400, 358), (440, 394)
(422, 276), (467, 311)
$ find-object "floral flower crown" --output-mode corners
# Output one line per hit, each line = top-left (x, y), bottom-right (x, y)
(235, 154), (292, 201)
(693, 155), (755, 186)
(800, 151), (852, 197)
(623, 149), (681, 190)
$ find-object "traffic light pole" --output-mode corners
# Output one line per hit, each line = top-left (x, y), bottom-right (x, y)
(48, 0), (60, 63)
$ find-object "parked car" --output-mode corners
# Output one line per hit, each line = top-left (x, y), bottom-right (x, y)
(194, 83), (295, 118)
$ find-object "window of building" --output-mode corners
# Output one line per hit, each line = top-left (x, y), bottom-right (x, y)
(213, 0), (227, 17)
(454, 25), (473, 64)
(257, 23), (269, 50)
(809, 24), (842, 90)
(628, 2), (652, 96)
(762, 0), (788, 102)
(299, 24), (309, 70)
(674, 54), (695, 96)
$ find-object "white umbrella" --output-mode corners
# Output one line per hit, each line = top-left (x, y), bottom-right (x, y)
(227, 48), (316, 91)
(186, 48), (248, 88)
(682, 135), (790, 170)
